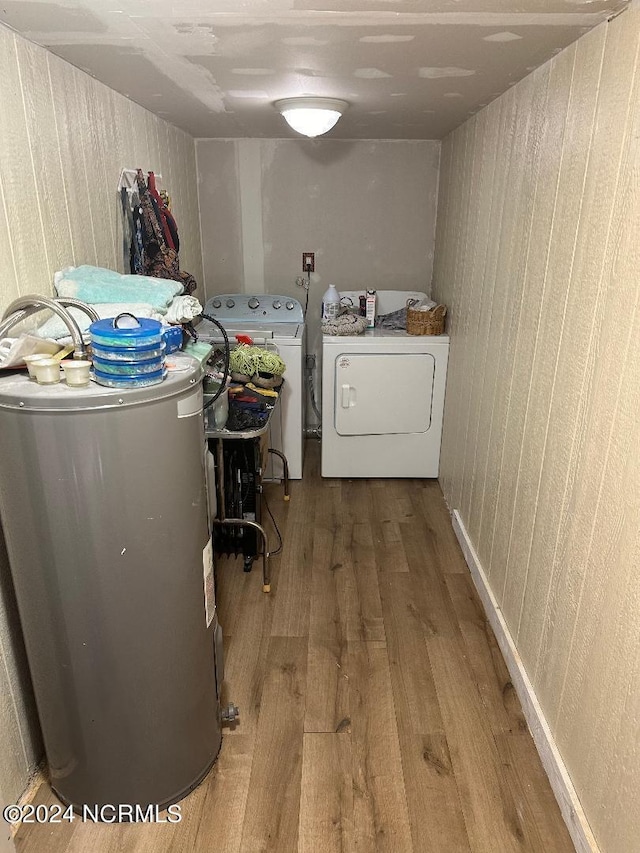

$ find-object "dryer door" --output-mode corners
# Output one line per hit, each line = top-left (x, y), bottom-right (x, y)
(334, 352), (434, 436)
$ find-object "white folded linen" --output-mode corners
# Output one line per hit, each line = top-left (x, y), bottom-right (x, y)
(164, 295), (203, 324)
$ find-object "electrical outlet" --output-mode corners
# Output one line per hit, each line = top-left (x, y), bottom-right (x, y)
(302, 252), (315, 272)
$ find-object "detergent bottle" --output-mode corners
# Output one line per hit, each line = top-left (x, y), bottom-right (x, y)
(322, 284), (341, 321)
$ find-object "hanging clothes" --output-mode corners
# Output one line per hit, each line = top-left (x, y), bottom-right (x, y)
(144, 243), (198, 295)
(131, 195), (145, 275)
(136, 168), (165, 252)
(120, 188), (144, 274)
(120, 187), (133, 272)
(134, 168), (197, 295)
(164, 208), (180, 253)
(147, 172), (179, 253)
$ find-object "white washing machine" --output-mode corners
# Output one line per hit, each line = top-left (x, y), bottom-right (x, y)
(196, 294), (305, 480)
(321, 291), (449, 478)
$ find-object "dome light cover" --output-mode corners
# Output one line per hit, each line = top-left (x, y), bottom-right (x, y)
(274, 97), (349, 137)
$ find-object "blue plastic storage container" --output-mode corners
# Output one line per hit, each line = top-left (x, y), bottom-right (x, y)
(89, 314), (166, 387)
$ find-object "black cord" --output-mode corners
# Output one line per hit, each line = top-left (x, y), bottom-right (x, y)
(200, 312), (230, 411)
(262, 488), (283, 557)
(303, 263), (311, 317)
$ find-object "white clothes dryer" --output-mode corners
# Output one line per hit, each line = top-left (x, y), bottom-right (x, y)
(321, 291), (449, 478)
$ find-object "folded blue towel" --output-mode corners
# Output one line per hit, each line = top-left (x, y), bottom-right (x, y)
(54, 265), (183, 312)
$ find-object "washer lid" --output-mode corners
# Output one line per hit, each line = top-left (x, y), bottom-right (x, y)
(0, 355), (203, 412)
(197, 320), (302, 339)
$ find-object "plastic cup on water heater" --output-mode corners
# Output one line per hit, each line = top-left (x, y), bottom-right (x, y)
(62, 360), (92, 387)
(23, 354), (53, 378)
(32, 358), (61, 385)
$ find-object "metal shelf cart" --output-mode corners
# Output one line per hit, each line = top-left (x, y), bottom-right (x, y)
(206, 403), (289, 593)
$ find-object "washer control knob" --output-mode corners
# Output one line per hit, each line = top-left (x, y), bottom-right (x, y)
(226, 298), (235, 308)
(248, 297), (260, 309)
(212, 298), (221, 309)
(272, 299), (282, 310)
(285, 300), (295, 310)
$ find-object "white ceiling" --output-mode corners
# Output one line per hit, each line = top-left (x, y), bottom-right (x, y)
(0, 0), (629, 139)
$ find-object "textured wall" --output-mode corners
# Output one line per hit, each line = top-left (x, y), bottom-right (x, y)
(0, 22), (202, 803)
(196, 138), (440, 410)
(0, 25), (203, 309)
(432, 10), (640, 853)
(197, 139), (440, 297)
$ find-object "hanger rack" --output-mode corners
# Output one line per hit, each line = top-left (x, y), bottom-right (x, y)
(117, 168), (162, 192)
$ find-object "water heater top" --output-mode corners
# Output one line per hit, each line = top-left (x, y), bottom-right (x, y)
(0, 354), (203, 412)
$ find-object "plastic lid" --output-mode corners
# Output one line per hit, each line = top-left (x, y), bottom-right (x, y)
(89, 314), (163, 340)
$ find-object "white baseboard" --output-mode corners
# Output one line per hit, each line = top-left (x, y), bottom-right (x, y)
(451, 510), (599, 853)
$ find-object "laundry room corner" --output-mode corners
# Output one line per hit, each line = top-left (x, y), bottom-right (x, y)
(195, 138), (440, 429)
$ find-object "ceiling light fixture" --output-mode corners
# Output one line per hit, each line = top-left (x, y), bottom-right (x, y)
(274, 97), (349, 137)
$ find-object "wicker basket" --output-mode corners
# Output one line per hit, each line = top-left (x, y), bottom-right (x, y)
(406, 303), (447, 335)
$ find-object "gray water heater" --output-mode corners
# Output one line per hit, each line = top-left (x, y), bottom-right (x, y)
(0, 358), (222, 809)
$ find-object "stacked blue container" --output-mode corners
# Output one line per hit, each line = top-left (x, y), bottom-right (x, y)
(89, 314), (166, 388)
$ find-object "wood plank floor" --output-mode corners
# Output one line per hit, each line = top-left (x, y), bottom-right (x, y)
(15, 441), (574, 853)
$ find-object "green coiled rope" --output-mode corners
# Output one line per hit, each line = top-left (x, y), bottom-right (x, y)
(229, 346), (286, 377)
